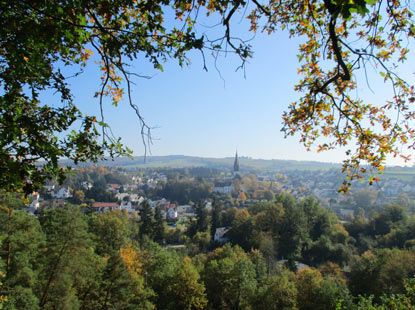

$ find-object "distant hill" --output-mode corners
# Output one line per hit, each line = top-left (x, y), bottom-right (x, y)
(63, 155), (341, 172)
(59, 155), (415, 180)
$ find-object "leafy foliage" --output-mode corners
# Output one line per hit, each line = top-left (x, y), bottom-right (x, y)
(202, 244), (257, 310)
(168, 257), (208, 310)
(3, 0), (414, 193)
(357, 278), (415, 310)
(246, 0), (415, 190)
(2, 190), (415, 309)
(255, 271), (297, 310)
(0, 0), (206, 194)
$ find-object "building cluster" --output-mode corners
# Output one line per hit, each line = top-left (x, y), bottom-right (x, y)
(26, 175), (208, 222)
(24, 152), (415, 224)
(267, 168), (415, 204)
(27, 185), (72, 214)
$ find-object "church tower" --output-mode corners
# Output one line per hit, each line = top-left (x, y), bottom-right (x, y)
(233, 151), (241, 179)
(233, 151), (240, 172)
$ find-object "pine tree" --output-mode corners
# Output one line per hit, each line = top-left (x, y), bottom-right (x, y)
(140, 201), (154, 239)
(0, 206), (44, 309)
(153, 206), (165, 245)
(89, 212), (154, 310)
(210, 201), (221, 240)
(195, 201), (209, 233)
(37, 205), (95, 309)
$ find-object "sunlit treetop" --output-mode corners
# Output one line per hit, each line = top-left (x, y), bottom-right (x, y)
(248, 0), (415, 192)
(1, 0), (414, 193)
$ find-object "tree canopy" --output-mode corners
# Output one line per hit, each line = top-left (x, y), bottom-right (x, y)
(2, 192), (415, 308)
(1, 0), (414, 193)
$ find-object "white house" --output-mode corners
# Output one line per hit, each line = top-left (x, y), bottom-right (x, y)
(52, 187), (72, 199)
(213, 181), (234, 194)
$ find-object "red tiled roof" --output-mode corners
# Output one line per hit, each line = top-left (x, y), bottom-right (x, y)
(92, 202), (119, 208)
(108, 184), (120, 189)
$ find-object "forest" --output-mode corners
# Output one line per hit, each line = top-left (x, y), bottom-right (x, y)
(2, 189), (415, 309)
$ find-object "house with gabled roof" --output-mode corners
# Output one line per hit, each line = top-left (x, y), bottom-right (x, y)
(52, 186), (72, 199)
(107, 184), (120, 192)
(92, 202), (120, 213)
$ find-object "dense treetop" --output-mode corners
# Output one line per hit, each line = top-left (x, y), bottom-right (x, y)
(2, 191), (415, 309)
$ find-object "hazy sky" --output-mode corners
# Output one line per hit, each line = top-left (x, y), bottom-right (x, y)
(51, 12), (415, 166)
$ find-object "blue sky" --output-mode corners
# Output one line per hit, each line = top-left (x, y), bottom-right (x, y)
(54, 14), (415, 166)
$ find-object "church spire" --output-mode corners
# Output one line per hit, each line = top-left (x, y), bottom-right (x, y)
(233, 151), (240, 172)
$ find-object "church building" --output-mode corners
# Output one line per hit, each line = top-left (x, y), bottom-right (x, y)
(213, 152), (241, 194)
(233, 151), (241, 179)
